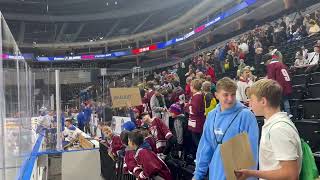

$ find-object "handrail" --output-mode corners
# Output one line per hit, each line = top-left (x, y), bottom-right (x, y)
(16, 132), (44, 180)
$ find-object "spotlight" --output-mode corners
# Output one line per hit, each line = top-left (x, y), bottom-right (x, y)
(115, 1), (117, 5)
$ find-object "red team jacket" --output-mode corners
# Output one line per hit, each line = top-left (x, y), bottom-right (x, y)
(267, 61), (293, 96)
(145, 136), (157, 153)
(133, 145), (172, 180)
(186, 92), (206, 133)
(109, 135), (124, 157)
(206, 66), (217, 83)
(144, 90), (155, 113)
(149, 118), (173, 153)
(136, 118), (143, 128)
(123, 149), (137, 174)
(185, 84), (192, 101)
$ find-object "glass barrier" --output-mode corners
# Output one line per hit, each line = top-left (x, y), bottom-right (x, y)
(29, 68), (137, 153)
(0, 12), (35, 180)
(0, 13), (151, 178)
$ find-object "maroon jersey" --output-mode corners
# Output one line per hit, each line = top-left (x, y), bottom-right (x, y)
(185, 84), (192, 101)
(267, 61), (293, 96)
(109, 135), (124, 156)
(144, 90), (155, 113)
(149, 118), (173, 153)
(123, 149), (137, 174)
(145, 90), (155, 103)
(133, 147), (172, 180)
(186, 92), (206, 133)
(145, 136), (157, 153)
(136, 119), (143, 128)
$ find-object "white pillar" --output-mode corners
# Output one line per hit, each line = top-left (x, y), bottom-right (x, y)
(50, 94), (54, 111)
(55, 70), (62, 150)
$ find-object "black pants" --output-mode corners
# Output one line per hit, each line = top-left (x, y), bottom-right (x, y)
(84, 122), (91, 134)
(78, 124), (84, 132)
(191, 132), (202, 157)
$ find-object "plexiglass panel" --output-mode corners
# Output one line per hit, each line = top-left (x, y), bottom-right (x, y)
(0, 12), (35, 180)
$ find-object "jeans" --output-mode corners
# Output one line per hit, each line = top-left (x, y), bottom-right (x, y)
(174, 119), (184, 145)
(220, 61), (225, 73)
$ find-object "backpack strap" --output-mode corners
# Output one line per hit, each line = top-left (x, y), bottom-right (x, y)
(213, 107), (246, 145)
(268, 121), (299, 140)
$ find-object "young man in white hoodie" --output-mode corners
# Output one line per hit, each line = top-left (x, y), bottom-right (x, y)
(236, 67), (253, 105)
(235, 79), (302, 180)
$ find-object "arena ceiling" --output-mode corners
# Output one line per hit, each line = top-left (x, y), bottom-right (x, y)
(0, 0), (237, 47)
(0, 0), (199, 18)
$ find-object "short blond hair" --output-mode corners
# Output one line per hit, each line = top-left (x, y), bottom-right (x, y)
(191, 79), (203, 91)
(250, 79), (282, 108)
(240, 66), (251, 76)
(102, 126), (112, 134)
(202, 81), (211, 92)
(216, 77), (237, 92)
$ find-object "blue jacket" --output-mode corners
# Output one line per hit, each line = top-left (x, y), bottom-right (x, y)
(194, 101), (259, 180)
(218, 48), (226, 61)
(83, 107), (92, 123)
(61, 114), (65, 131)
(77, 112), (85, 126)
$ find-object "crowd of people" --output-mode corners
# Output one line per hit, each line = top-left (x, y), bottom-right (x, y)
(89, 9), (320, 179)
(92, 43), (319, 179)
(33, 7), (320, 180)
(198, 9), (320, 76)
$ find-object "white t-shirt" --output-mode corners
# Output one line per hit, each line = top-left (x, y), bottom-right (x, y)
(259, 112), (302, 180)
(236, 80), (252, 102)
(239, 43), (249, 54)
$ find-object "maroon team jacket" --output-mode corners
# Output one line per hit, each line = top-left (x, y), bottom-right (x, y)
(145, 135), (157, 153)
(123, 149), (137, 174)
(149, 118), (173, 153)
(133, 144), (172, 180)
(109, 135), (124, 157)
(186, 92), (206, 133)
(144, 90), (155, 113)
(267, 60), (293, 96)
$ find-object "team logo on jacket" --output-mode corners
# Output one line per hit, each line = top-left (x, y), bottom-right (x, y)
(150, 126), (158, 138)
(214, 128), (224, 136)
